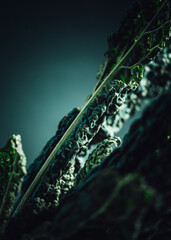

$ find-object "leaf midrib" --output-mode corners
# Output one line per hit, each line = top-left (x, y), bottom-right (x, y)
(12, 0), (167, 217)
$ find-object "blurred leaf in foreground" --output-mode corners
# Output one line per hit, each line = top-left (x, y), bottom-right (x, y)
(0, 135), (26, 234)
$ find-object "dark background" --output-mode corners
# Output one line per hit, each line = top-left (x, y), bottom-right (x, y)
(0, 0), (131, 166)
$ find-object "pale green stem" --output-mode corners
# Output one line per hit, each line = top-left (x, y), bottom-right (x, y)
(145, 19), (171, 34)
(12, 0), (167, 217)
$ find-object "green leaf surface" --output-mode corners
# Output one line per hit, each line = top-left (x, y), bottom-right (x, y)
(75, 137), (121, 185)
(94, 0), (171, 90)
(13, 0), (171, 217)
(0, 135), (26, 234)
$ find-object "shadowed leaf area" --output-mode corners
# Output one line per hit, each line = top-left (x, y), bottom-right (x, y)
(0, 0), (171, 239)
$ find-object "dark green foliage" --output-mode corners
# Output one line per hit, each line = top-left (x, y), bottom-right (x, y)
(75, 137), (121, 185)
(14, 80), (128, 216)
(1, 0), (171, 239)
(24, 171), (158, 240)
(95, 0), (171, 90)
(13, 108), (80, 216)
(43, 90), (171, 239)
(20, 107), (80, 195)
(106, 39), (171, 132)
(13, 0), (171, 218)
(5, 89), (171, 240)
(0, 135), (26, 235)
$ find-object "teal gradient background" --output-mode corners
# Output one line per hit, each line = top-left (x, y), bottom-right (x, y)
(0, 0), (131, 166)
